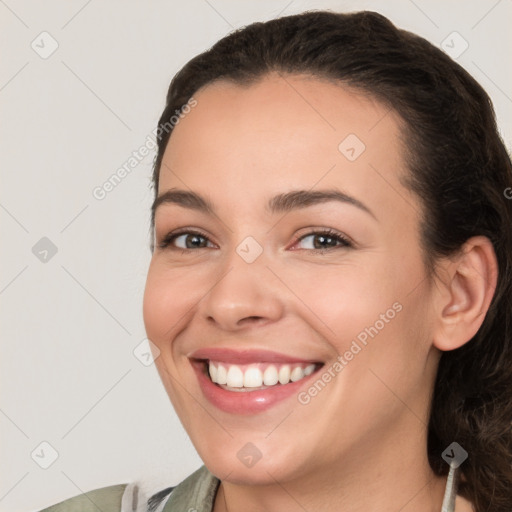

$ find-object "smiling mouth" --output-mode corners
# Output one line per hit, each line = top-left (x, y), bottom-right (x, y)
(198, 360), (324, 392)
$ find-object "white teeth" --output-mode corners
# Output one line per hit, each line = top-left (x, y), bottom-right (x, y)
(208, 363), (217, 382)
(290, 366), (305, 382)
(216, 364), (227, 385)
(278, 365), (291, 384)
(243, 367), (263, 388)
(263, 365), (279, 386)
(304, 364), (315, 376)
(226, 365), (244, 387)
(207, 361), (318, 389)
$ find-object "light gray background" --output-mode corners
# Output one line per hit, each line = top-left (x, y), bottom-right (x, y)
(1, 1), (511, 511)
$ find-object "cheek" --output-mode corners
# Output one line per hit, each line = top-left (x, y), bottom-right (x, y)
(290, 259), (404, 344)
(143, 271), (170, 342)
(143, 265), (202, 415)
(142, 262), (197, 344)
(294, 249), (428, 375)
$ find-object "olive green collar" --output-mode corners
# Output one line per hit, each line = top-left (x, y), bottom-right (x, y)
(162, 465), (220, 512)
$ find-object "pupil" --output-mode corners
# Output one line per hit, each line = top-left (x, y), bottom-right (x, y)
(315, 235), (335, 249)
(187, 235), (205, 248)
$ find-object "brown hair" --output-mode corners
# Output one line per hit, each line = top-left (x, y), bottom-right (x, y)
(151, 10), (512, 511)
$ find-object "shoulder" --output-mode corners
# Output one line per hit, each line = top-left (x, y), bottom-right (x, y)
(37, 466), (219, 512)
(38, 483), (128, 512)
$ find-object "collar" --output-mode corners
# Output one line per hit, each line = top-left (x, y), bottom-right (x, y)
(161, 465), (220, 512)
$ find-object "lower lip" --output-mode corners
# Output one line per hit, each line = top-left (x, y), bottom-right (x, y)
(191, 360), (321, 415)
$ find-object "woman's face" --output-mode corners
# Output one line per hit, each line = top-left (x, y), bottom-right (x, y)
(143, 74), (440, 485)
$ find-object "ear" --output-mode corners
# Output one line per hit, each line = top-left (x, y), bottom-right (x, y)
(432, 236), (498, 351)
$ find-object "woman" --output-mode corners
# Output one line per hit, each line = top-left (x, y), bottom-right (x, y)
(40, 9), (512, 512)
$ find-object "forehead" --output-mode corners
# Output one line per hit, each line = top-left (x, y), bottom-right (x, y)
(165, 73), (401, 156)
(158, 73), (415, 223)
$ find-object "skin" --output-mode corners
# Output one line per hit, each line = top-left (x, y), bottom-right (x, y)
(143, 73), (496, 512)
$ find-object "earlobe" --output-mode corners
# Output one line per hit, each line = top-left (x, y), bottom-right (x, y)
(433, 236), (498, 352)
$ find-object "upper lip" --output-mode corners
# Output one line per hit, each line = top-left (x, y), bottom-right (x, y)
(189, 348), (321, 365)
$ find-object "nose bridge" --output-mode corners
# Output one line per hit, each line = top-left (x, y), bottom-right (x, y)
(199, 235), (284, 329)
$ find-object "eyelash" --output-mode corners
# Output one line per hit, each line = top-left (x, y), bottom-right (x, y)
(157, 228), (353, 253)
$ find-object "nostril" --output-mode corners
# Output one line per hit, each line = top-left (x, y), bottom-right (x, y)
(238, 316), (265, 326)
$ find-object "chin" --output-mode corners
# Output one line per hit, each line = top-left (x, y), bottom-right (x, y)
(198, 438), (312, 486)
(204, 457), (290, 486)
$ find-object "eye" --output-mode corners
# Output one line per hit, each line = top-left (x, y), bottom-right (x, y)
(157, 227), (353, 253)
(158, 229), (214, 251)
(292, 228), (353, 252)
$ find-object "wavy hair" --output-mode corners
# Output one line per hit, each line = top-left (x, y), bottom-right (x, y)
(151, 11), (512, 511)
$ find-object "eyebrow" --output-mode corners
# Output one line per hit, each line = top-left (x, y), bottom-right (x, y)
(151, 188), (377, 223)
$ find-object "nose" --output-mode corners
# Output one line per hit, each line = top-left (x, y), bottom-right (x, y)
(199, 248), (285, 332)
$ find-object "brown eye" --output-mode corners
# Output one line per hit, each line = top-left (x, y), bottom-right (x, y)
(294, 229), (352, 251)
(159, 230), (213, 250)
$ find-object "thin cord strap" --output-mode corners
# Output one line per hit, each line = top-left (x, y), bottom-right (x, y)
(441, 464), (460, 512)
